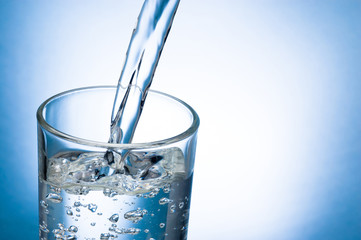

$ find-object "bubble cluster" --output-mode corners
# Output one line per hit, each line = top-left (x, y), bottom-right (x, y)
(159, 197), (173, 205)
(39, 148), (193, 239)
(52, 223), (77, 240)
(39, 221), (49, 233)
(124, 209), (148, 223)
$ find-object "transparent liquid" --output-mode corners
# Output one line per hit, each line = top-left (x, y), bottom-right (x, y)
(110, 0), (180, 144)
(39, 150), (192, 240)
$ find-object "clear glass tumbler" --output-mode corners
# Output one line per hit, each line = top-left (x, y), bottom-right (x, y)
(37, 86), (199, 240)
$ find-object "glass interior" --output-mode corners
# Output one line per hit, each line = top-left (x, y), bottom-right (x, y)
(37, 86), (199, 147)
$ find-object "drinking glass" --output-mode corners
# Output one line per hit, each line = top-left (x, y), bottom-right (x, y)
(37, 86), (199, 240)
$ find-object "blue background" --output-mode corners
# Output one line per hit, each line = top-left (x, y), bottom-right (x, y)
(1, 1), (361, 239)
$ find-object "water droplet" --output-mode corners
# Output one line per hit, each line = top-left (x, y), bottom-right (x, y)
(40, 200), (48, 208)
(68, 225), (78, 233)
(46, 193), (63, 203)
(66, 210), (73, 216)
(76, 208), (80, 212)
(76, 214), (81, 217)
(124, 209), (147, 223)
(179, 202), (184, 209)
(109, 213), (119, 223)
(97, 212), (103, 216)
(159, 197), (173, 205)
(159, 223), (165, 228)
(111, 224), (117, 228)
(144, 229), (149, 233)
(74, 201), (81, 207)
(90, 222), (96, 226)
(88, 203), (98, 212)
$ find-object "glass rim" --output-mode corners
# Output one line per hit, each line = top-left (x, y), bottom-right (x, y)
(36, 86), (200, 149)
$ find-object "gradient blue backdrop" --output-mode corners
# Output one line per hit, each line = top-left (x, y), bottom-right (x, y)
(1, 1), (361, 239)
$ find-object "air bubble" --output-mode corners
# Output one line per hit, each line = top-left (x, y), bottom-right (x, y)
(170, 204), (176, 213)
(124, 209), (148, 223)
(88, 203), (98, 212)
(50, 185), (61, 193)
(123, 228), (141, 235)
(58, 223), (65, 230)
(163, 184), (171, 193)
(39, 222), (49, 233)
(100, 233), (110, 239)
(46, 193), (63, 203)
(179, 202), (184, 209)
(91, 222), (96, 226)
(68, 225), (78, 233)
(103, 188), (118, 198)
(40, 200), (48, 208)
(159, 223), (165, 228)
(159, 197), (173, 205)
(109, 213), (119, 223)
(66, 210), (73, 216)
